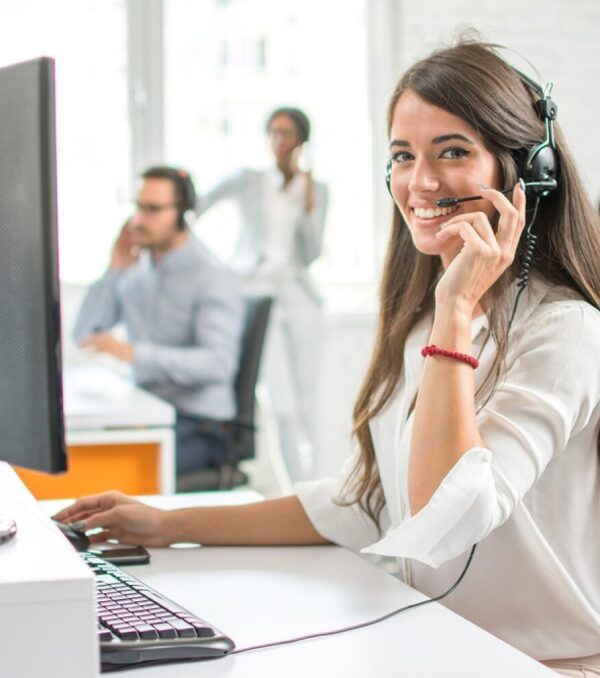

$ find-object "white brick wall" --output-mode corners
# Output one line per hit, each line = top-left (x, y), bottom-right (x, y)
(396, 0), (600, 201)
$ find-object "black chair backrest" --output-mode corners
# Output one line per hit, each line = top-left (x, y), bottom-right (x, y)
(228, 294), (273, 463)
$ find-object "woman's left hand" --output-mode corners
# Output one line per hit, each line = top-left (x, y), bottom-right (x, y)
(434, 181), (526, 314)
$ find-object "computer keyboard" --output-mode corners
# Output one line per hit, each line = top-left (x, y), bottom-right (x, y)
(82, 551), (235, 672)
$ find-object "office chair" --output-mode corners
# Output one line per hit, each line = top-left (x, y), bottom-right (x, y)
(176, 295), (273, 492)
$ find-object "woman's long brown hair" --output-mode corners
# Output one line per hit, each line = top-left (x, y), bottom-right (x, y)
(338, 39), (600, 532)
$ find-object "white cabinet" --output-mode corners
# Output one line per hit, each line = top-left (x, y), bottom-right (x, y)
(0, 463), (98, 678)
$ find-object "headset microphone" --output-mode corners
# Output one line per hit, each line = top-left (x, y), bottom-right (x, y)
(436, 179), (557, 208)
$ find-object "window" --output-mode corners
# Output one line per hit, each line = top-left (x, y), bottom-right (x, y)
(0, 0), (131, 284)
(164, 0), (373, 283)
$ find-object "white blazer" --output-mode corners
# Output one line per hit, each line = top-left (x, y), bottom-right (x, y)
(197, 167), (329, 303)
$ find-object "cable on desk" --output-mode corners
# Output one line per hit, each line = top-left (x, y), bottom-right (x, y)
(230, 543), (477, 655)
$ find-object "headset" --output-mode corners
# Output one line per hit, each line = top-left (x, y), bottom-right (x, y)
(384, 69), (559, 202)
(140, 166), (197, 230)
(512, 69), (559, 198)
(172, 169), (196, 230)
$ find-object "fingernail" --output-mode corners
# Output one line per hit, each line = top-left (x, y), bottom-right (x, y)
(70, 521), (86, 532)
(438, 222), (447, 230)
(479, 183), (490, 189)
(518, 178), (526, 193)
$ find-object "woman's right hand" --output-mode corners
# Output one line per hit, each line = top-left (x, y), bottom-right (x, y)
(434, 183), (526, 315)
(52, 491), (172, 547)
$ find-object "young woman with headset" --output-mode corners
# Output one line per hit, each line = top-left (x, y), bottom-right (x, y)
(56, 40), (600, 674)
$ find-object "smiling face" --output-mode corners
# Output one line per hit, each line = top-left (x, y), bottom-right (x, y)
(389, 90), (501, 264)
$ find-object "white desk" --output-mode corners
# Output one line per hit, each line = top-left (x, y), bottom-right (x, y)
(64, 364), (175, 432)
(64, 364), (176, 493)
(3, 363), (175, 499)
(43, 493), (554, 677)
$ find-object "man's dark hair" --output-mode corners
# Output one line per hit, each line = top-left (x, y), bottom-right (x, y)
(142, 166), (196, 228)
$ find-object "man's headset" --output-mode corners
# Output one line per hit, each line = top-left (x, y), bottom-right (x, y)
(384, 69), (559, 205)
(173, 169), (196, 230)
(140, 166), (197, 230)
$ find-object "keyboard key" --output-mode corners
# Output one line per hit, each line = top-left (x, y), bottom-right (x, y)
(152, 623), (178, 639)
(168, 619), (196, 637)
(175, 614), (216, 637)
(97, 626), (113, 642)
(113, 627), (139, 641)
(107, 622), (129, 631)
(132, 624), (159, 640)
(191, 623), (216, 638)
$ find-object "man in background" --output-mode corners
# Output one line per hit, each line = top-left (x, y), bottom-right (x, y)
(73, 166), (244, 488)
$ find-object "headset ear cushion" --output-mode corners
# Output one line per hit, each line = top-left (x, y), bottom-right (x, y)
(176, 172), (196, 229)
(175, 171), (196, 212)
(385, 159), (392, 196)
(185, 177), (196, 211)
(524, 144), (558, 194)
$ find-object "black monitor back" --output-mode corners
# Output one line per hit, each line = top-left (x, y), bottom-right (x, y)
(0, 57), (66, 473)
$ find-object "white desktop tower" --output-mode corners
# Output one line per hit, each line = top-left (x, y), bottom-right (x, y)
(0, 463), (98, 677)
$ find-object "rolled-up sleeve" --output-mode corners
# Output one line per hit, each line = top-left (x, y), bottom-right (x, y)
(362, 303), (600, 567)
(295, 451), (387, 552)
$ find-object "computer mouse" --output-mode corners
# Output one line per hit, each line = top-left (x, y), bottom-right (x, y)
(53, 519), (91, 552)
(0, 514), (17, 544)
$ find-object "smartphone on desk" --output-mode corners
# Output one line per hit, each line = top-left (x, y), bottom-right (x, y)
(89, 544), (150, 565)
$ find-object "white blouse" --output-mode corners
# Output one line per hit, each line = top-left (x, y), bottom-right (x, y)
(257, 170), (309, 280)
(295, 275), (600, 660)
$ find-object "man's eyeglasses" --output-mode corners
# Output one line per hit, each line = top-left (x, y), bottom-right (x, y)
(134, 201), (178, 216)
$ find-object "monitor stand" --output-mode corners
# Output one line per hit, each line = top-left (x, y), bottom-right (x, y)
(0, 513), (17, 544)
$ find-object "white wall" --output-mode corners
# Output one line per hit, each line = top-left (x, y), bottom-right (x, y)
(394, 0), (600, 201)
(314, 311), (376, 478)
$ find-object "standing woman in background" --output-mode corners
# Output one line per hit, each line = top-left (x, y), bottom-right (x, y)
(196, 107), (329, 482)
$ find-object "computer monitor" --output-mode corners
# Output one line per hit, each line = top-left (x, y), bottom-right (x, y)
(0, 56), (67, 474)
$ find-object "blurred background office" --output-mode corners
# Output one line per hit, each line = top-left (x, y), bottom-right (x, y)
(2, 0), (600, 494)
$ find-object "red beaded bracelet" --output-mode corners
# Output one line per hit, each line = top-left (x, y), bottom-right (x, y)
(421, 344), (479, 369)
